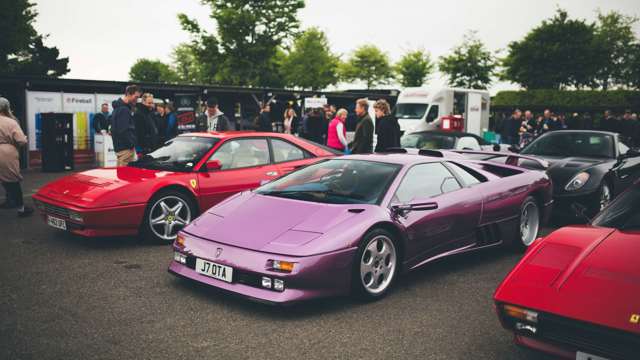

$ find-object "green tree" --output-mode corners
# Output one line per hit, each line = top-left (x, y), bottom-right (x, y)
(177, 0), (305, 87)
(628, 44), (640, 90)
(129, 59), (179, 83)
(502, 9), (601, 89)
(394, 49), (435, 87)
(439, 31), (496, 89)
(1, 0), (69, 77)
(281, 28), (339, 90)
(594, 10), (639, 90)
(340, 45), (393, 89)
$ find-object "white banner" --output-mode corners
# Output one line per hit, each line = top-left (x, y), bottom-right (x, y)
(304, 97), (327, 109)
(95, 93), (121, 113)
(26, 91), (63, 150)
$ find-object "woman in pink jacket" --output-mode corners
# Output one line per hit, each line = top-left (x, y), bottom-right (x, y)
(326, 109), (349, 153)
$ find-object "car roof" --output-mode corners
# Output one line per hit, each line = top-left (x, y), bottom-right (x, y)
(178, 131), (291, 139)
(340, 153), (446, 165)
(538, 130), (618, 137)
(406, 130), (476, 138)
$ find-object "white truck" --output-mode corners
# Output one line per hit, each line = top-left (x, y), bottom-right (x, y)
(394, 87), (491, 136)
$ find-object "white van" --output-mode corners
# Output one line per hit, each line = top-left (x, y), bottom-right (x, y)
(394, 87), (491, 136)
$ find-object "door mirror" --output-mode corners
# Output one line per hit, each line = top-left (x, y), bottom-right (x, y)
(508, 145), (521, 153)
(205, 159), (222, 171)
(391, 201), (438, 216)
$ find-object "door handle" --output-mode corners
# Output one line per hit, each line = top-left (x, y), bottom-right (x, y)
(266, 171), (279, 177)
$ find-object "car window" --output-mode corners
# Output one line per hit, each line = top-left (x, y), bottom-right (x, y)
(393, 162), (461, 203)
(618, 141), (630, 156)
(209, 138), (270, 170)
(456, 136), (481, 150)
(446, 162), (485, 185)
(271, 139), (308, 163)
(522, 132), (615, 158)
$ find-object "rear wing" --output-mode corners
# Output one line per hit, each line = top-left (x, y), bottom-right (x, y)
(448, 150), (549, 170)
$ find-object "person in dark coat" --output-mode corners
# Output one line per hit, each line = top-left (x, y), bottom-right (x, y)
(196, 97), (231, 132)
(599, 110), (619, 133)
(111, 85), (141, 166)
(501, 109), (522, 145)
(257, 103), (272, 132)
(154, 103), (167, 145)
(93, 103), (110, 133)
(133, 93), (159, 154)
(373, 99), (400, 152)
(305, 108), (325, 144)
(349, 99), (374, 154)
(165, 102), (178, 140)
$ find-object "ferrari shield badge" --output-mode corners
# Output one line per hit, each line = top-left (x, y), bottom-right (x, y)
(630, 314), (640, 324)
(190, 179), (197, 189)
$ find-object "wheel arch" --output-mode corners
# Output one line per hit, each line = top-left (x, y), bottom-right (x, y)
(148, 184), (200, 214)
(362, 221), (408, 271)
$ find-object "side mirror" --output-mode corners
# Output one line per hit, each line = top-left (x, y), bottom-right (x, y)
(205, 159), (222, 171)
(391, 201), (438, 216)
(508, 145), (521, 153)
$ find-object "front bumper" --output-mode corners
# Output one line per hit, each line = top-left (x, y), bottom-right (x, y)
(169, 232), (357, 304)
(552, 188), (601, 218)
(32, 194), (146, 237)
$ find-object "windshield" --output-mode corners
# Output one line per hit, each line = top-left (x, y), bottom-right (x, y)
(394, 103), (428, 119)
(256, 159), (401, 205)
(401, 133), (456, 149)
(130, 136), (219, 171)
(592, 185), (640, 230)
(521, 132), (615, 158)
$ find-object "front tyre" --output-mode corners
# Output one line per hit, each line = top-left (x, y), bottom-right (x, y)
(515, 196), (540, 251)
(352, 228), (398, 301)
(143, 190), (196, 244)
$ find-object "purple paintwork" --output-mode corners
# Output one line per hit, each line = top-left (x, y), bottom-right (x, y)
(169, 153), (553, 304)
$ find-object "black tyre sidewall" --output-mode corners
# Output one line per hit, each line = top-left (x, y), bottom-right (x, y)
(351, 228), (399, 301)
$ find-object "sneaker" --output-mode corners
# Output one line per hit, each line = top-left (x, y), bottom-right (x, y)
(18, 206), (34, 217)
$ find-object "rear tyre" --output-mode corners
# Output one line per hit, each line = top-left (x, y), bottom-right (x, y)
(352, 228), (399, 301)
(514, 196), (540, 251)
(142, 190), (197, 244)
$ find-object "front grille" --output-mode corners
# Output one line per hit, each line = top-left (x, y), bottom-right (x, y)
(538, 313), (640, 360)
(43, 202), (70, 218)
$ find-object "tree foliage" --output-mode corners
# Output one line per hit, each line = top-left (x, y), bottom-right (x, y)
(394, 49), (435, 87)
(281, 28), (339, 90)
(439, 31), (496, 89)
(502, 9), (602, 90)
(0, 0), (69, 77)
(129, 59), (179, 83)
(340, 45), (393, 89)
(492, 89), (640, 110)
(594, 10), (639, 90)
(176, 0), (305, 87)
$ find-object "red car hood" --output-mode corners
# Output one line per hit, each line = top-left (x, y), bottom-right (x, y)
(496, 226), (640, 334)
(184, 192), (372, 256)
(35, 167), (164, 208)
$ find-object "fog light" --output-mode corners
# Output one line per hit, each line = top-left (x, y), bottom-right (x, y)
(173, 251), (187, 264)
(515, 322), (538, 335)
(270, 260), (295, 273)
(69, 210), (83, 223)
(504, 304), (538, 323)
(261, 276), (272, 289)
(273, 279), (285, 292)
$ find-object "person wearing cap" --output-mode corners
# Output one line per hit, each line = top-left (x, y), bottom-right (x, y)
(0, 97), (33, 217)
(197, 97), (230, 132)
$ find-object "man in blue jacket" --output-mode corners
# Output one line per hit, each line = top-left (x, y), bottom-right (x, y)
(111, 85), (141, 166)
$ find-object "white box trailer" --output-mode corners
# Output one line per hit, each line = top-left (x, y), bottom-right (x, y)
(394, 87), (491, 136)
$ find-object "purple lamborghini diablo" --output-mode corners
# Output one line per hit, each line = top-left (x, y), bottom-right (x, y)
(169, 151), (553, 304)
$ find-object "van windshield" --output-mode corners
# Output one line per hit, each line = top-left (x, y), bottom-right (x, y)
(395, 103), (428, 119)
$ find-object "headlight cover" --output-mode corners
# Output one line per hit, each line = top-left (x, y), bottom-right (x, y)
(565, 172), (590, 191)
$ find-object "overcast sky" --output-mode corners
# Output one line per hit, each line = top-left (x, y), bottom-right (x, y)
(33, 0), (640, 93)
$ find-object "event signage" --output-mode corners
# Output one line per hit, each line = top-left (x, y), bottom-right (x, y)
(175, 93), (198, 132)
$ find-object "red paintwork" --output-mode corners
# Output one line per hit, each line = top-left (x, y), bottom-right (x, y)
(32, 132), (334, 237)
(494, 225), (640, 357)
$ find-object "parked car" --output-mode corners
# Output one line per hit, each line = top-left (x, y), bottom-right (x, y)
(169, 150), (552, 304)
(494, 180), (640, 360)
(518, 130), (640, 218)
(33, 132), (338, 243)
(400, 130), (506, 152)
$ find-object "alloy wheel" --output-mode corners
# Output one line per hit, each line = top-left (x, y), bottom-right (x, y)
(520, 201), (540, 247)
(148, 195), (192, 241)
(360, 235), (397, 295)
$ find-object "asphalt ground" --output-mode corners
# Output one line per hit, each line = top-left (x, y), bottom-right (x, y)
(1, 168), (555, 360)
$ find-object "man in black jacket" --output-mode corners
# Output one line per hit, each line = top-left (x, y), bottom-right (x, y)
(196, 97), (231, 132)
(133, 93), (159, 154)
(349, 99), (374, 154)
(93, 103), (110, 133)
(111, 85), (141, 166)
(373, 99), (400, 152)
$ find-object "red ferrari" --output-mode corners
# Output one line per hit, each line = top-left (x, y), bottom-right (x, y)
(33, 132), (337, 243)
(494, 181), (640, 360)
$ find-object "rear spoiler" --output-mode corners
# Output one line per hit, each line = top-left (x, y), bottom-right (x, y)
(449, 150), (549, 170)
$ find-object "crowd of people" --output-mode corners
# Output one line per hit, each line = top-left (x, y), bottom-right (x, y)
(497, 108), (640, 147)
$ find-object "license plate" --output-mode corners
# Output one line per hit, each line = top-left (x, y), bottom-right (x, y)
(576, 351), (609, 360)
(195, 258), (233, 283)
(47, 215), (67, 230)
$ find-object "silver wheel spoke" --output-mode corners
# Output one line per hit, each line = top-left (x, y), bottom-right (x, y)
(151, 215), (166, 225)
(170, 202), (183, 214)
